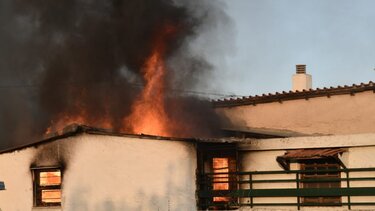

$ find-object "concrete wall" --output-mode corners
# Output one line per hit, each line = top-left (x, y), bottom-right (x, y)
(0, 134), (197, 211)
(237, 133), (375, 211)
(0, 144), (36, 211)
(217, 91), (375, 135)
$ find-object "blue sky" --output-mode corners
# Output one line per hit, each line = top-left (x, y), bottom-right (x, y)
(209, 0), (375, 96)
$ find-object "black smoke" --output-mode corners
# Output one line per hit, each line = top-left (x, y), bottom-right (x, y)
(0, 0), (230, 149)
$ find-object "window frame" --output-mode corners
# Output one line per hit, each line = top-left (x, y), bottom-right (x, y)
(197, 143), (238, 209)
(31, 167), (62, 207)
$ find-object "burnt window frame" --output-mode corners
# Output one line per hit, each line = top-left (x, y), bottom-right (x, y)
(197, 143), (239, 209)
(300, 158), (342, 206)
(31, 167), (62, 207)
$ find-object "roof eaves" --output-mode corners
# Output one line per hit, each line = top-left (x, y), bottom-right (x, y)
(0, 124), (84, 154)
(0, 124), (199, 155)
(213, 81), (375, 107)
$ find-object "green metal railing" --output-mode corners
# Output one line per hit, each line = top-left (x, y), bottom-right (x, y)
(198, 168), (375, 210)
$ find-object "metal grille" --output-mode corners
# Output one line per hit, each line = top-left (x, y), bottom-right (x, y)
(198, 167), (375, 210)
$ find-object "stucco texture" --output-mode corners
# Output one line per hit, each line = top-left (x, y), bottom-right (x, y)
(217, 91), (375, 135)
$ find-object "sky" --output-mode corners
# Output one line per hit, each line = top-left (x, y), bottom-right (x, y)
(209, 0), (375, 97)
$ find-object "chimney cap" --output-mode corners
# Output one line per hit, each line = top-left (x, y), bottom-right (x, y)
(296, 64), (306, 74)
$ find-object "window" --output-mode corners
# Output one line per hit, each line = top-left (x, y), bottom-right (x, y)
(196, 143), (238, 209)
(212, 158), (230, 202)
(300, 159), (341, 205)
(212, 157), (237, 202)
(32, 168), (62, 207)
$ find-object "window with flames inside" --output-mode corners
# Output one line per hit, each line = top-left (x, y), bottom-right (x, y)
(212, 157), (237, 203)
(301, 159), (341, 205)
(33, 168), (62, 207)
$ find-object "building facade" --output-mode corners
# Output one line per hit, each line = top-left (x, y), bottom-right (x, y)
(1, 67), (375, 210)
(0, 126), (197, 211)
(197, 134), (375, 210)
(203, 69), (375, 210)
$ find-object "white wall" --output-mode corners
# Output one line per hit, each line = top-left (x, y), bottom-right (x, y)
(63, 134), (197, 211)
(0, 134), (197, 211)
(239, 150), (297, 208)
(0, 146), (36, 211)
(217, 91), (375, 135)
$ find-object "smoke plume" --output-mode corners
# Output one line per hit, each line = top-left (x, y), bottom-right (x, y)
(0, 0), (231, 149)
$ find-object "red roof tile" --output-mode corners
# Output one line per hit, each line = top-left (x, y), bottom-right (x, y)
(213, 81), (375, 107)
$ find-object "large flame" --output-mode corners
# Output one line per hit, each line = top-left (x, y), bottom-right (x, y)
(123, 48), (169, 136)
(123, 25), (177, 136)
(45, 24), (178, 137)
(45, 91), (114, 134)
(213, 158), (230, 202)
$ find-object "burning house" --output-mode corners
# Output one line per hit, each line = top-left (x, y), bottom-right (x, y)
(0, 125), (199, 210)
(1, 0), (375, 211)
(2, 65), (375, 211)
(0, 1), (228, 210)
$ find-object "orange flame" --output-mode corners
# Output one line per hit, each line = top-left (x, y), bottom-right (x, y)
(45, 24), (178, 137)
(45, 93), (113, 135)
(213, 158), (230, 202)
(123, 24), (176, 136)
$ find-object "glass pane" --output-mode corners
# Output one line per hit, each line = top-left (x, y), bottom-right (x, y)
(40, 171), (61, 186)
(42, 189), (61, 203)
(212, 158), (230, 202)
(213, 158), (229, 185)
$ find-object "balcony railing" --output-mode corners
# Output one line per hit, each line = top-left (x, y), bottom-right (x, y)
(198, 168), (375, 210)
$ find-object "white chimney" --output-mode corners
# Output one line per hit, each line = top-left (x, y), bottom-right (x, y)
(292, 64), (312, 91)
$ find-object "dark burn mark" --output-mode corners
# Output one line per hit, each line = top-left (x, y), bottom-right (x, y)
(30, 141), (70, 171)
(29, 141), (69, 207)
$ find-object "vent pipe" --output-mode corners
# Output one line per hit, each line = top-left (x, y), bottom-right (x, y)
(296, 64), (306, 74)
(292, 64), (312, 91)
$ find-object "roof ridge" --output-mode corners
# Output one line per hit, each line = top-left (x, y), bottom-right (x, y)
(213, 81), (375, 107)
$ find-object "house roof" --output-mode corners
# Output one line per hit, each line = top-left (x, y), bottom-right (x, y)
(0, 124), (197, 154)
(278, 148), (346, 160)
(222, 126), (310, 138)
(213, 81), (375, 107)
(0, 124), (245, 154)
